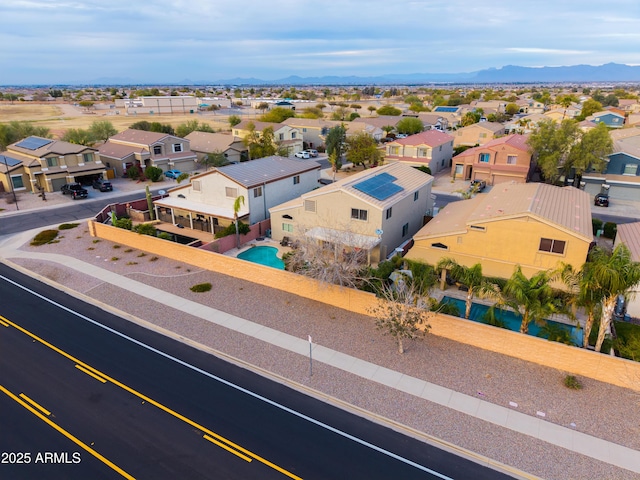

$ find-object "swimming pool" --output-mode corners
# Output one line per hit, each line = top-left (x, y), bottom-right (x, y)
(441, 296), (583, 346)
(237, 246), (285, 270)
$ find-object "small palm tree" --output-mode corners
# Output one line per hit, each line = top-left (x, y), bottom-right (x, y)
(437, 259), (493, 319)
(233, 195), (245, 249)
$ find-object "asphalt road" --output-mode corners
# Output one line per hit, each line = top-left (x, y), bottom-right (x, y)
(0, 264), (513, 480)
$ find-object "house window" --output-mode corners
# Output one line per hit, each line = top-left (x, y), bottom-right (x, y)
(479, 153), (490, 163)
(386, 207), (392, 219)
(279, 133), (284, 141)
(539, 238), (566, 255)
(282, 223), (294, 233)
(351, 208), (368, 221)
(292, 132), (296, 139)
(153, 145), (162, 155)
(623, 164), (638, 176)
(303, 128), (308, 133)
(414, 191), (419, 201)
(192, 180), (201, 192)
(46, 157), (58, 167)
(293, 175), (300, 185)
(431, 242), (448, 250)
(83, 153), (94, 163)
(439, 145), (442, 151)
(418, 148), (428, 157)
(172, 143), (183, 153)
(304, 200), (316, 212)
(225, 187), (238, 198)
(507, 155), (517, 165)
(253, 186), (263, 198)
(479, 133), (487, 138)
(389, 146), (399, 155)
(10, 175), (24, 189)
(402, 223), (409, 236)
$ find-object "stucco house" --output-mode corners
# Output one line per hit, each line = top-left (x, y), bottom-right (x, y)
(1, 136), (104, 193)
(384, 130), (454, 174)
(268, 162), (434, 263)
(232, 120), (304, 156)
(99, 129), (198, 177)
(153, 156), (320, 235)
(405, 183), (593, 280)
(453, 122), (505, 147)
(184, 131), (248, 165)
(614, 222), (640, 320)
(281, 118), (342, 149)
(586, 111), (625, 129)
(451, 134), (532, 185)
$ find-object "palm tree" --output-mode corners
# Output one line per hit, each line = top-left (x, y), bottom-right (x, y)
(233, 195), (245, 249)
(588, 245), (640, 352)
(493, 266), (563, 334)
(437, 259), (492, 319)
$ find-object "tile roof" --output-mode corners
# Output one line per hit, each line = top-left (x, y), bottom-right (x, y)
(613, 135), (640, 158)
(98, 142), (145, 159)
(9, 136), (95, 156)
(185, 131), (243, 152)
(391, 130), (454, 147)
(415, 183), (592, 242)
(216, 155), (320, 188)
(109, 129), (170, 145)
(616, 222), (640, 262)
(234, 120), (283, 132)
(455, 134), (530, 159)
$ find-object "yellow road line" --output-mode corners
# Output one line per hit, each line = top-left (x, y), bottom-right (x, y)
(0, 314), (303, 480)
(19, 393), (51, 416)
(75, 364), (107, 383)
(0, 384), (135, 480)
(203, 434), (252, 462)
(0, 318), (9, 327)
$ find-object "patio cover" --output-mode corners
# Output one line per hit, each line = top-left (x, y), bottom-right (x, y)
(154, 196), (247, 220)
(305, 226), (381, 250)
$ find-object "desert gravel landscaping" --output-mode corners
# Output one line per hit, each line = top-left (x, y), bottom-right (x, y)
(7, 223), (640, 480)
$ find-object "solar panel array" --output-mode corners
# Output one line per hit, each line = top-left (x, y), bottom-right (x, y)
(15, 137), (53, 150)
(353, 172), (404, 201)
(0, 155), (22, 167)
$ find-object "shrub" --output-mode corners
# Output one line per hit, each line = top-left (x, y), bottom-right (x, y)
(133, 223), (157, 236)
(111, 256), (119, 261)
(149, 256), (159, 262)
(113, 217), (132, 230)
(126, 165), (141, 180)
(113, 245), (121, 249)
(214, 221), (250, 239)
(190, 282), (212, 293)
(158, 232), (172, 240)
(31, 229), (59, 246)
(59, 223), (79, 230)
(602, 222), (617, 239)
(564, 375), (583, 390)
(413, 165), (431, 175)
(592, 218), (603, 235)
(144, 166), (163, 182)
(176, 172), (190, 184)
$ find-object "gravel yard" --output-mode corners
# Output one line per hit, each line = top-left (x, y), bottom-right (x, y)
(11, 223), (640, 480)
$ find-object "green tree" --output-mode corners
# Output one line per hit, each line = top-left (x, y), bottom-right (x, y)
(461, 111), (481, 126)
(436, 259), (492, 319)
(0, 121), (50, 150)
(564, 122), (613, 184)
(396, 117), (424, 135)
(228, 115), (242, 128)
(346, 132), (381, 169)
(556, 94), (578, 120)
(256, 102), (269, 114)
(367, 105), (377, 115)
(588, 245), (640, 352)
(233, 195), (245, 249)
(331, 106), (349, 121)
(88, 120), (117, 143)
(527, 119), (580, 184)
(492, 266), (563, 334)
(505, 103), (520, 115)
(202, 150), (228, 169)
(175, 120), (214, 138)
(260, 107), (296, 123)
(145, 166), (163, 182)
(78, 100), (94, 109)
(242, 123), (276, 160)
(376, 105), (402, 116)
(577, 98), (603, 121)
(325, 124), (346, 181)
(61, 128), (94, 146)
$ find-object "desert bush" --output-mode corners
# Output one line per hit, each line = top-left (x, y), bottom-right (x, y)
(564, 375), (583, 390)
(59, 223), (79, 230)
(133, 223), (157, 236)
(31, 229), (59, 246)
(190, 282), (212, 293)
(113, 217), (132, 230)
(144, 166), (163, 182)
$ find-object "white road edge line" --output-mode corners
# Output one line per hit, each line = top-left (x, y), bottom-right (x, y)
(1, 273), (453, 480)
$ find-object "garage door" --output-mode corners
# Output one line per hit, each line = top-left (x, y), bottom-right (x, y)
(51, 177), (67, 192)
(608, 184), (640, 201)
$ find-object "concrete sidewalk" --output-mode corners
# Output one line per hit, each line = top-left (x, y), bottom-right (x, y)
(1, 228), (639, 478)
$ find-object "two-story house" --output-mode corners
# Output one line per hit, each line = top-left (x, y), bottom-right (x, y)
(451, 134), (532, 185)
(185, 131), (248, 165)
(384, 130), (454, 174)
(231, 120), (304, 157)
(1, 136), (104, 193)
(269, 162), (434, 263)
(405, 183), (593, 280)
(586, 110), (626, 129)
(153, 156), (321, 235)
(453, 122), (505, 147)
(99, 129), (198, 177)
(281, 118), (342, 149)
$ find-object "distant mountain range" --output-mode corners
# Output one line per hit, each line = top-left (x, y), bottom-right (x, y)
(47, 63), (640, 86)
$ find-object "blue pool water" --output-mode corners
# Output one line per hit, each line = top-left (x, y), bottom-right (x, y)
(237, 246), (285, 270)
(441, 296), (583, 346)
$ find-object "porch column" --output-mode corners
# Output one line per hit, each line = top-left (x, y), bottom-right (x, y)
(170, 209), (176, 224)
(189, 212), (194, 229)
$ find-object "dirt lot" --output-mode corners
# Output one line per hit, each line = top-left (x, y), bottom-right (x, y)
(0, 102), (232, 138)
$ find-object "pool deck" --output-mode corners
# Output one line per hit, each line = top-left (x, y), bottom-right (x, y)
(224, 237), (291, 259)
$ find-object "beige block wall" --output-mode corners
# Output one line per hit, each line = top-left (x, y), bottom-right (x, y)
(88, 220), (640, 392)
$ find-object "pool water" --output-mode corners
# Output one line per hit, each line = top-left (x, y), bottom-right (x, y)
(237, 246), (285, 270)
(441, 296), (583, 346)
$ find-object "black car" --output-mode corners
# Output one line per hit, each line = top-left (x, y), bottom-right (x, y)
(469, 179), (487, 192)
(61, 182), (88, 199)
(594, 193), (609, 207)
(92, 178), (113, 192)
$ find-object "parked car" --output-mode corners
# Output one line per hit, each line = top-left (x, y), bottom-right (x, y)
(469, 179), (487, 192)
(396, 133), (408, 139)
(305, 149), (318, 157)
(594, 193), (609, 207)
(61, 182), (88, 199)
(92, 178), (113, 192)
(165, 169), (182, 179)
(295, 151), (310, 159)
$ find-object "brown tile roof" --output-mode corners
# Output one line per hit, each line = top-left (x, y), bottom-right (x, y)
(185, 131), (243, 152)
(454, 134), (530, 159)
(616, 222), (640, 261)
(109, 129), (170, 145)
(9, 137), (96, 156)
(234, 120), (282, 132)
(98, 142), (145, 159)
(390, 130), (454, 147)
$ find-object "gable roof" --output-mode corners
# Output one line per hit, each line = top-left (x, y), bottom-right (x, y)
(351, 116), (402, 129)
(234, 120), (283, 132)
(185, 131), (243, 152)
(616, 222), (640, 262)
(215, 155), (320, 188)
(9, 136), (96, 156)
(98, 142), (145, 159)
(282, 117), (340, 129)
(612, 135), (640, 159)
(460, 121), (505, 133)
(414, 183), (592, 242)
(109, 129), (172, 145)
(454, 134), (530, 159)
(389, 130), (453, 147)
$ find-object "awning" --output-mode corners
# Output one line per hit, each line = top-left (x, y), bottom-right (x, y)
(154, 196), (248, 220)
(305, 226), (381, 250)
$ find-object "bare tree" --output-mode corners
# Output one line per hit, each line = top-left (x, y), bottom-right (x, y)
(368, 280), (432, 354)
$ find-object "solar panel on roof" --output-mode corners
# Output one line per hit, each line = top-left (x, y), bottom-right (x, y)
(0, 155), (22, 167)
(353, 172), (404, 201)
(15, 137), (53, 150)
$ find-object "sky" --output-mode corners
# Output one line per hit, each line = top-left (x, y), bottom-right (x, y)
(1, 0), (640, 85)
